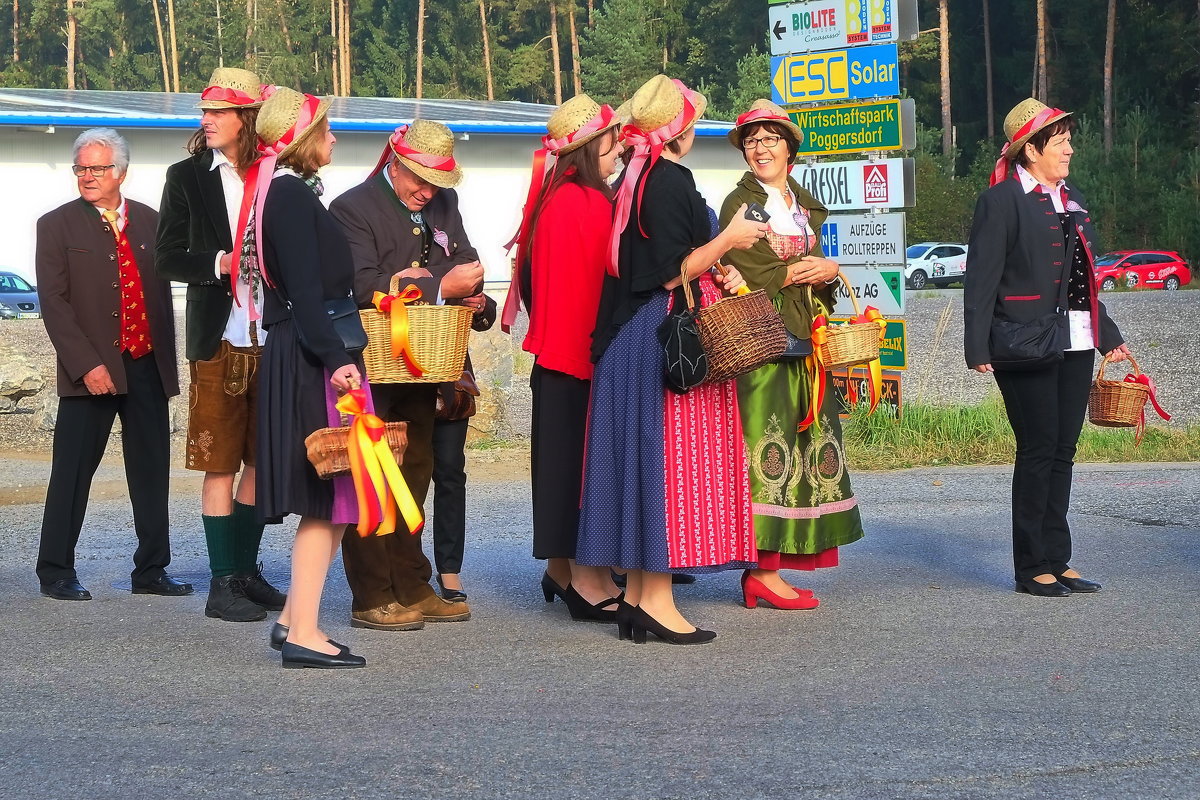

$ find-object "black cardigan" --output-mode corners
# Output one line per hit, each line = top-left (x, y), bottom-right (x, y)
(963, 177), (1123, 368)
(260, 174), (357, 373)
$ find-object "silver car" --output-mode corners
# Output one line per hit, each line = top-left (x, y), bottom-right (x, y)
(0, 271), (41, 319)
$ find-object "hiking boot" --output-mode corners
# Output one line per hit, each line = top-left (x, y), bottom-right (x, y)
(205, 576), (268, 622)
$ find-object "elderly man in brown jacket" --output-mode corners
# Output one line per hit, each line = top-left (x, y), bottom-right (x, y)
(330, 120), (486, 630)
(35, 128), (190, 601)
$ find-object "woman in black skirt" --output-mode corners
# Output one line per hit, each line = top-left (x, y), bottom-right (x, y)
(253, 88), (366, 668)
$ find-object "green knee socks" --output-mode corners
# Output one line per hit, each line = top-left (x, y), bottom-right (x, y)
(232, 500), (266, 574)
(202, 514), (238, 578)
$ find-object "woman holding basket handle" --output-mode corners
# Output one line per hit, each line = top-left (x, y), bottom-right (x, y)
(252, 88), (368, 667)
(719, 100), (865, 611)
(964, 98), (1129, 597)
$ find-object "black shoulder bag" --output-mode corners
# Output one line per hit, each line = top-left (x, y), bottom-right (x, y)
(988, 231), (1073, 371)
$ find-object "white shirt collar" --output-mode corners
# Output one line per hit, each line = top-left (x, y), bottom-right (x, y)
(1015, 163), (1065, 196)
(91, 197), (127, 218)
(210, 149), (236, 172)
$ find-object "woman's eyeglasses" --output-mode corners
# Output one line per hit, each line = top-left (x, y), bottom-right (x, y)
(741, 135), (783, 150)
(71, 164), (116, 177)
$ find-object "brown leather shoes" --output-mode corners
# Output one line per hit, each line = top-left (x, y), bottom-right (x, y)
(350, 602), (425, 631)
(408, 593), (471, 622)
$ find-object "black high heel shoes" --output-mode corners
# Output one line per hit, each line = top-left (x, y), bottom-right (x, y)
(436, 574), (468, 602)
(628, 606), (716, 645)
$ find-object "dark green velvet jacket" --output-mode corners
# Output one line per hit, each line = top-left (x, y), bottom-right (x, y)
(719, 172), (832, 339)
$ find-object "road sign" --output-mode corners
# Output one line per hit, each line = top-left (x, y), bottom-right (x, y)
(771, 43), (899, 106)
(789, 98), (915, 156)
(793, 157), (915, 210)
(829, 266), (905, 316)
(820, 211), (907, 266)
(830, 317), (907, 369)
(768, 0), (919, 56)
(831, 369), (902, 417)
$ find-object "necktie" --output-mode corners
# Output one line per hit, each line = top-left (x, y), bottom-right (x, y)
(103, 209), (153, 358)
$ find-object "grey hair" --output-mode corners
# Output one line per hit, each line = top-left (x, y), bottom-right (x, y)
(72, 128), (130, 176)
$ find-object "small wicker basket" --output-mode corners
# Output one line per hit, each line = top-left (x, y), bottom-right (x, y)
(361, 276), (474, 384)
(1088, 353), (1150, 428)
(812, 272), (883, 369)
(690, 264), (787, 384)
(304, 420), (408, 479)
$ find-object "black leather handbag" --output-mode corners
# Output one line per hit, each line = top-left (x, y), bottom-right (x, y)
(657, 282), (708, 394)
(988, 311), (1069, 371)
(291, 294), (368, 356)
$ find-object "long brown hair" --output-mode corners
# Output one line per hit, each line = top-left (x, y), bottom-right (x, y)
(186, 107), (261, 175)
(277, 118), (330, 179)
(526, 129), (618, 247)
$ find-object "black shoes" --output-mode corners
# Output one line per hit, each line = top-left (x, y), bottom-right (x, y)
(205, 576), (268, 622)
(616, 599), (635, 641)
(270, 623), (349, 654)
(436, 574), (468, 603)
(131, 574), (194, 596)
(237, 565), (287, 610)
(561, 585), (622, 623)
(1056, 574), (1102, 593)
(540, 571), (568, 603)
(1015, 577), (1072, 597)
(281, 641), (365, 669)
(40, 578), (91, 601)
(628, 605), (716, 645)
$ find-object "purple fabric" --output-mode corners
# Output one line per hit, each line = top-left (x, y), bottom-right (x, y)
(323, 373), (379, 525)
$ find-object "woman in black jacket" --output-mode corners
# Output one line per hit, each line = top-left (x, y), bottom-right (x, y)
(964, 98), (1130, 598)
(253, 88), (367, 667)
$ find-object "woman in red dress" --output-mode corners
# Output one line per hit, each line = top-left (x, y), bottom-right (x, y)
(502, 95), (627, 622)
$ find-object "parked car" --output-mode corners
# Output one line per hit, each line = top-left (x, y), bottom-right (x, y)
(1093, 250), (1192, 291)
(0, 271), (40, 319)
(905, 242), (968, 289)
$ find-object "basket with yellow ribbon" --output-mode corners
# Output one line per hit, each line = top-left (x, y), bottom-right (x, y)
(694, 262), (788, 384)
(801, 271), (888, 430)
(360, 275), (474, 384)
(304, 385), (424, 536)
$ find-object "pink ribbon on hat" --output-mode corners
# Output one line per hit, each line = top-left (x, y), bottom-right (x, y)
(735, 107), (789, 128)
(607, 80), (699, 277)
(258, 94), (322, 158)
(990, 106), (1066, 186)
(369, 124), (458, 178)
(500, 104), (619, 333)
(200, 85), (260, 106)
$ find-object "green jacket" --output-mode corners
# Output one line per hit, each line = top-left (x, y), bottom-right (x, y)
(719, 172), (832, 339)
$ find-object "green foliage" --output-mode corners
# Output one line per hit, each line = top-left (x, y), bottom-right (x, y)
(579, 0), (661, 107)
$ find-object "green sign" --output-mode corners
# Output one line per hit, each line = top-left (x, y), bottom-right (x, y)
(830, 318), (907, 370)
(788, 98), (913, 156)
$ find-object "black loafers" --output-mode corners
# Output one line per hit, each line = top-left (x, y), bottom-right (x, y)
(132, 574), (194, 596)
(1057, 575), (1102, 593)
(1015, 577), (1072, 597)
(40, 578), (91, 601)
(281, 641), (365, 669)
(270, 623), (348, 654)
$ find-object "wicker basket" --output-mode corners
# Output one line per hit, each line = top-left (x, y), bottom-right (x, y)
(1088, 353), (1150, 428)
(687, 264), (787, 384)
(304, 421), (408, 479)
(361, 276), (474, 384)
(813, 272), (883, 369)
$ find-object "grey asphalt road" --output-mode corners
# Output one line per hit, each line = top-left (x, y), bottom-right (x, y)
(1, 453), (1197, 800)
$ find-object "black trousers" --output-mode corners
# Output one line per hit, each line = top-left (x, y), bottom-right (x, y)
(37, 352), (173, 585)
(529, 363), (590, 560)
(431, 417), (469, 575)
(993, 350), (1094, 581)
(340, 383), (437, 610)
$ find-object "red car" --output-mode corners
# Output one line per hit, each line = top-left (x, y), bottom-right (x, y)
(1093, 250), (1192, 291)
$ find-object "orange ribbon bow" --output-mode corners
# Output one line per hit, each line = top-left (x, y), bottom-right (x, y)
(843, 307), (888, 414)
(335, 389), (424, 536)
(799, 315), (830, 433)
(372, 286), (427, 378)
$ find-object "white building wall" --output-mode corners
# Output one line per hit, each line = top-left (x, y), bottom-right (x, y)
(1, 125), (748, 286)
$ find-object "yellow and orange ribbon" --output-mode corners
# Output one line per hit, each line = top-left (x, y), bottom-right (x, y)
(798, 315), (830, 433)
(843, 307), (888, 414)
(372, 285), (427, 378)
(335, 389), (423, 537)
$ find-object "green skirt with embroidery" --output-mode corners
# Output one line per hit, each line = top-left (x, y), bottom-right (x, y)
(736, 359), (865, 555)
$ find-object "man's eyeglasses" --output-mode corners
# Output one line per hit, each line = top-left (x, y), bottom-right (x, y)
(741, 135), (783, 150)
(72, 164), (116, 177)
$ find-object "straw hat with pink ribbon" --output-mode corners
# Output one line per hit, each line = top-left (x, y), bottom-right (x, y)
(727, 98), (804, 159)
(990, 97), (1073, 186)
(607, 74), (707, 277)
(369, 120), (463, 189)
(196, 67), (267, 110)
(500, 94), (621, 332)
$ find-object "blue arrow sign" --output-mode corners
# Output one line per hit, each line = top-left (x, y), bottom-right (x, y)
(771, 43), (900, 106)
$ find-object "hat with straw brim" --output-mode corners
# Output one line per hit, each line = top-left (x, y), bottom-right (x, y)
(1003, 98), (1073, 159)
(727, 98), (804, 149)
(197, 67), (266, 109)
(545, 94), (621, 155)
(626, 74), (707, 144)
(255, 86), (332, 160)
(388, 120), (463, 188)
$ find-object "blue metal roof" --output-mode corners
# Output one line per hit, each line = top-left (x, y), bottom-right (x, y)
(0, 88), (734, 136)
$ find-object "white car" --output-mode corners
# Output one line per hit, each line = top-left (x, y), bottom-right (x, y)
(905, 242), (969, 289)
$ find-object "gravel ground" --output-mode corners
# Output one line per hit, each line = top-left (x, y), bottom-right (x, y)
(1, 288), (1196, 458)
